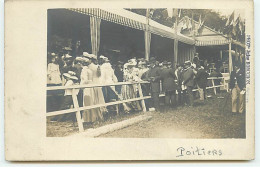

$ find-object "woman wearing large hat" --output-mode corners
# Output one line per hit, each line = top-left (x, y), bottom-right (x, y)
(121, 60), (142, 113)
(80, 52), (106, 123)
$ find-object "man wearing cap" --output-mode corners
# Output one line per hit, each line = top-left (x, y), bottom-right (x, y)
(182, 61), (195, 107)
(229, 64), (245, 114)
(142, 57), (161, 111)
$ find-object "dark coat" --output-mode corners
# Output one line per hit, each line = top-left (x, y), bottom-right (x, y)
(114, 67), (124, 82)
(160, 68), (178, 92)
(176, 69), (183, 90)
(74, 64), (83, 80)
(196, 68), (208, 88)
(229, 69), (245, 90)
(183, 67), (195, 87)
(143, 66), (161, 93)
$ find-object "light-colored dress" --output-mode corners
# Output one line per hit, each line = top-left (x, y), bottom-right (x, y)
(121, 69), (142, 112)
(83, 63), (106, 122)
(81, 66), (103, 123)
(100, 63), (118, 91)
(47, 63), (62, 85)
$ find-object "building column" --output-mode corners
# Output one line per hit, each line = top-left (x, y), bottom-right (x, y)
(229, 41), (233, 74)
(173, 39), (178, 68)
(144, 30), (151, 61)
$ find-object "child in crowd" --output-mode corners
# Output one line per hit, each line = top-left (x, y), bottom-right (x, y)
(47, 54), (62, 86)
(52, 71), (79, 122)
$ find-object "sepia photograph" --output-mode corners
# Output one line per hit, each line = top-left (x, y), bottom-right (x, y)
(4, 0), (254, 161)
(46, 8), (247, 139)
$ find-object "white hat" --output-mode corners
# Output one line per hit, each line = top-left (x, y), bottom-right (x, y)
(99, 55), (106, 59)
(63, 71), (78, 80)
(75, 57), (84, 61)
(64, 54), (73, 59)
(81, 57), (91, 63)
(82, 52), (91, 58)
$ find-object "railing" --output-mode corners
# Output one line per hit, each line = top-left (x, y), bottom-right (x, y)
(47, 77), (225, 132)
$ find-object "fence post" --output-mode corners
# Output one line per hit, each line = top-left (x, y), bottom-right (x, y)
(72, 88), (84, 132)
(211, 78), (217, 95)
(138, 83), (147, 112)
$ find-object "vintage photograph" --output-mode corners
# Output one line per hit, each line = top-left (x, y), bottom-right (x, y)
(4, 0), (254, 161)
(46, 8), (246, 139)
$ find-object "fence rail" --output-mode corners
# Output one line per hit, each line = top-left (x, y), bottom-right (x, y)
(47, 77), (225, 132)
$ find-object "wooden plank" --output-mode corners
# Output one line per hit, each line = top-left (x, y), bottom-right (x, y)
(47, 78), (224, 118)
(68, 115), (153, 138)
(72, 89), (84, 132)
(47, 96), (151, 117)
(211, 79), (217, 95)
(47, 81), (150, 91)
(229, 42), (233, 74)
(47, 85), (224, 117)
(138, 83), (146, 112)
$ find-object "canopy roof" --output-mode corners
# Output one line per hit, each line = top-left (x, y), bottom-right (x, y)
(67, 8), (195, 45)
(177, 17), (245, 48)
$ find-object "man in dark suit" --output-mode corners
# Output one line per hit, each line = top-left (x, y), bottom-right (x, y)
(182, 61), (195, 107)
(143, 57), (161, 111)
(229, 64), (245, 114)
(195, 66), (209, 101)
(114, 61), (124, 94)
(160, 61), (178, 108)
(175, 64), (184, 105)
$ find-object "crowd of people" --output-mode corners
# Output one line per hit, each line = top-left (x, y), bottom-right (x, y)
(47, 50), (244, 125)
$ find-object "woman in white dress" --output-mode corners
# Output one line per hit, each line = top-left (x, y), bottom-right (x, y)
(81, 53), (105, 123)
(100, 56), (118, 102)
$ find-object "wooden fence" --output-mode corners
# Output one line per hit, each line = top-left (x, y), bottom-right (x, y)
(47, 77), (225, 132)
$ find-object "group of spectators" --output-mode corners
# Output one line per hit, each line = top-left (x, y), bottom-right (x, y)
(47, 51), (233, 124)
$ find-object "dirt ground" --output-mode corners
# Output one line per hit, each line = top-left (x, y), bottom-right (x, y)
(47, 91), (246, 138)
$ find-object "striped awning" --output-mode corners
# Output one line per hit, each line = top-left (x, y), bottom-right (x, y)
(195, 39), (230, 46)
(195, 39), (245, 48)
(67, 8), (195, 45)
